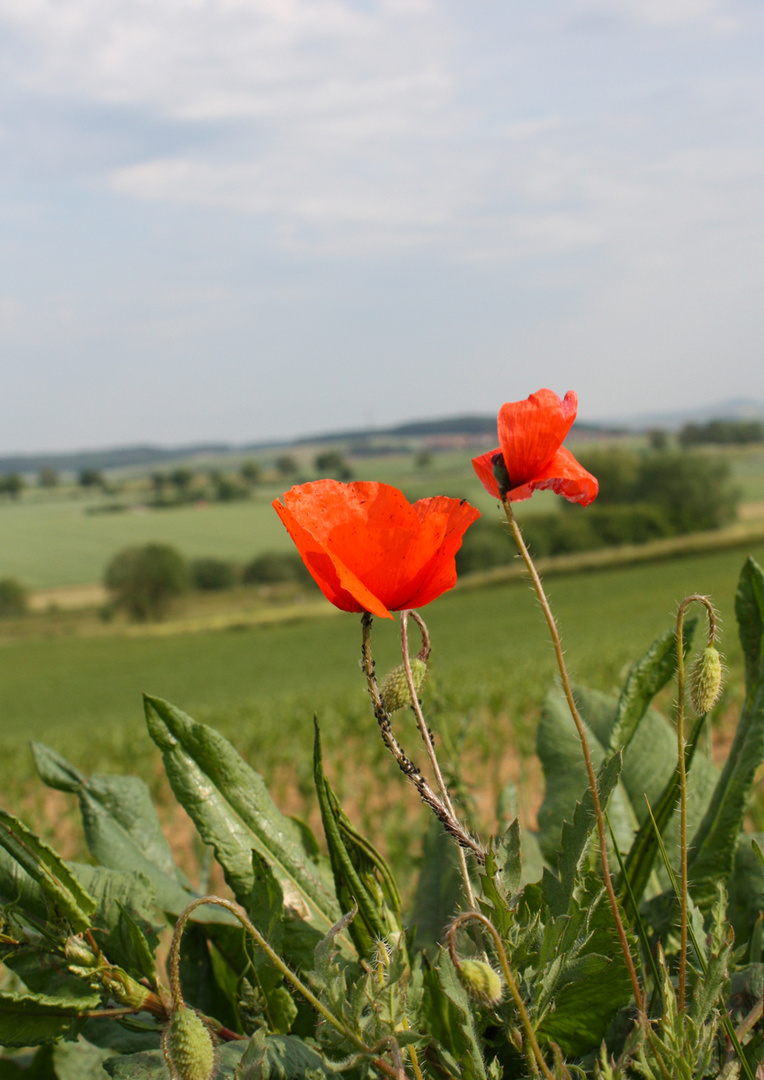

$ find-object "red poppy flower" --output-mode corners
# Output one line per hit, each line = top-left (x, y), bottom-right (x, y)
(472, 389), (598, 505)
(272, 480), (480, 619)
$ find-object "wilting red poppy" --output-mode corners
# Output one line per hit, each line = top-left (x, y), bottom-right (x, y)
(272, 480), (480, 619)
(472, 389), (598, 505)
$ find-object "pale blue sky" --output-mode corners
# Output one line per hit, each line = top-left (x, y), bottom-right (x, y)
(1, 0), (762, 453)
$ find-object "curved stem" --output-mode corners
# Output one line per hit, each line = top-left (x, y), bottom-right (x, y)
(168, 896), (403, 1079)
(400, 611), (476, 908)
(360, 614), (485, 864)
(502, 501), (644, 1019)
(675, 593), (717, 1014)
(447, 911), (554, 1080)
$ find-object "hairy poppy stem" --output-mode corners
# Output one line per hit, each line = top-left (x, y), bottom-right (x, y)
(675, 594), (718, 1014)
(360, 613), (486, 866)
(501, 501), (644, 1021)
(400, 610), (476, 909)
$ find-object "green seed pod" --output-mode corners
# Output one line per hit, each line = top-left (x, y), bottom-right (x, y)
(162, 1006), (216, 1080)
(690, 645), (723, 715)
(379, 658), (428, 713)
(456, 959), (503, 1006)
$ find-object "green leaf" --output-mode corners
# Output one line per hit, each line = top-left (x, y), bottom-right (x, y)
(422, 951), (488, 1080)
(143, 695), (342, 943)
(620, 710), (708, 917)
(0, 988), (100, 1048)
(409, 819), (463, 958)
(737, 556), (764, 699)
(105, 1042), (248, 1079)
(537, 683), (719, 894)
(31, 742), (198, 919)
(688, 558), (764, 903)
(608, 621), (696, 753)
(0, 809), (95, 932)
(313, 720), (400, 958)
(68, 864), (160, 977)
(52, 1039), (116, 1080)
(541, 753), (622, 918)
(236, 1029), (340, 1079)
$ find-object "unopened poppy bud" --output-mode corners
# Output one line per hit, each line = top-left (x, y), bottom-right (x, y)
(690, 645), (723, 715)
(456, 959), (503, 1006)
(379, 658), (428, 713)
(491, 452), (511, 499)
(162, 1005), (216, 1080)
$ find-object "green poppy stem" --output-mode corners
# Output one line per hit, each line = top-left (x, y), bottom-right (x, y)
(400, 610), (476, 909)
(501, 499), (644, 1020)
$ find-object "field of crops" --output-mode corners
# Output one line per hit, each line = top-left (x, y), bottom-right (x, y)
(3, 539), (763, 867)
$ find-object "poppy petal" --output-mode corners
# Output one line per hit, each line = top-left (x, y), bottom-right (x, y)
(273, 480), (480, 616)
(506, 446), (599, 505)
(272, 498), (394, 618)
(402, 497), (482, 608)
(472, 449), (501, 498)
(497, 389), (577, 485)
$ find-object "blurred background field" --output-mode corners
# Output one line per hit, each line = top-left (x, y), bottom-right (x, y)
(2, 430), (764, 882)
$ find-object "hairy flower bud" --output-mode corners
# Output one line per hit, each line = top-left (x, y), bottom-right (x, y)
(163, 1006), (216, 1080)
(690, 645), (723, 715)
(379, 658), (428, 713)
(456, 959), (503, 1006)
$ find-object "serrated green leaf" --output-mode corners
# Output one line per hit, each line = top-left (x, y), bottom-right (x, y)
(737, 556), (764, 699)
(409, 819), (463, 958)
(0, 809), (95, 933)
(0, 987), (100, 1047)
(537, 683), (719, 895)
(609, 621), (696, 753)
(620, 710), (707, 918)
(422, 952), (488, 1080)
(687, 558), (764, 903)
(313, 721), (400, 958)
(236, 1029), (340, 1079)
(52, 1038), (116, 1080)
(541, 753), (622, 918)
(143, 695), (343, 944)
(105, 1042), (248, 1079)
(31, 743), (198, 919)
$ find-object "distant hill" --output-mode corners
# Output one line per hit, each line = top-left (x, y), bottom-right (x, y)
(2, 397), (762, 476)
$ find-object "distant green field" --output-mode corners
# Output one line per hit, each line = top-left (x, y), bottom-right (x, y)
(2, 542), (762, 843)
(0, 455), (552, 589)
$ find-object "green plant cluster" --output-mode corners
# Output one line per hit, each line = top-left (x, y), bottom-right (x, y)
(2, 557), (764, 1077)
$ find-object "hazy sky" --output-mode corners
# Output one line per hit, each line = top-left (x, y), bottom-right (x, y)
(1, 0), (762, 453)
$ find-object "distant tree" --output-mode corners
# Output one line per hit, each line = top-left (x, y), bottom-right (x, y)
(679, 418), (764, 447)
(314, 450), (352, 480)
(0, 578), (28, 617)
(0, 473), (24, 499)
(190, 557), (237, 591)
(79, 468), (104, 489)
(415, 451), (433, 469)
(212, 474), (249, 502)
(104, 543), (189, 621)
(170, 467), (194, 492)
(242, 552), (312, 585)
(275, 454), (298, 478)
(647, 429), (668, 451)
(38, 466), (59, 488)
(239, 460), (261, 485)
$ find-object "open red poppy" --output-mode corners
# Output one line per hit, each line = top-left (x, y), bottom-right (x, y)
(272, 480), (480, 619)
(472, 389), (598, 505)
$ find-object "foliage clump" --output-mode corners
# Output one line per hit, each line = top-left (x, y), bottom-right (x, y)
(104, 542), (189, 621)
